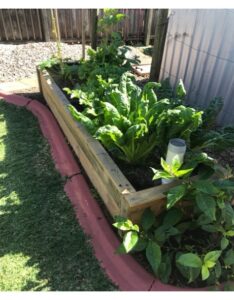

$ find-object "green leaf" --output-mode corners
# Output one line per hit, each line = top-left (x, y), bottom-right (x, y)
(174, 168), (194, 178)
(163, 208), (183, 228)
(197, 214), (213, 226)
(158, 254), (172, 283)
(68, 105), (97, 134)
(226, 230), (234, 237)
(215, 261), (222, 278)
(176, 221), (192, 233)
(201, 265), (210, 280)
(222, 203), (234, 226)
(176, 261), (200, 283)
(201, 224), (220, 233)
(177, 253), (202, 269)
(176, 79), (186, 98)
(146, 241), (162, 275)
(161, 158), (171, 173)
(214, 179), (234, 191)
(195, 193), (216, 221)
(152, 168), (173, 180)
(95, 125), (123, 149)
(101, 101), (121, 124)
(172, 155), (183, 170)
(154, 225), (167, 244)
(194, 180), (219, 195)
(224, 249), (234, 265)
(122, 231), (139, 253)
(109, 90), (130, 116)
(166, 184), (187, 209)
(113, 218), (139, 232)
(141, 208), (155, 231)
(221, 237), (229, 250)
(124, 123), (148, 141)
(204, 251), (221, 268)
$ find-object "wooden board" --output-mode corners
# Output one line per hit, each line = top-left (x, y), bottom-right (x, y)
(38, 69), (186, 223)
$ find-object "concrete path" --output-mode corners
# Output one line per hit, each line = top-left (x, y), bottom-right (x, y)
(0, 76), (39, 93)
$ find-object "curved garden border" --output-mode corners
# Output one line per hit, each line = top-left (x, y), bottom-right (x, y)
(0, 90), (207, 291)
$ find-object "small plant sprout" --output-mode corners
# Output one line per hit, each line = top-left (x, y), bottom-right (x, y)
(151, 155), (193, 183)
(161, 138), (187, 184)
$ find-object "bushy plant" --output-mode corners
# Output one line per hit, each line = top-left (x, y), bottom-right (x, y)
(77, 9), (140, 89)
(114, 160), (234, 288)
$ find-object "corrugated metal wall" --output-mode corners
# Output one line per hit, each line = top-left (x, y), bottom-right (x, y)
(160, 9), (234, 125)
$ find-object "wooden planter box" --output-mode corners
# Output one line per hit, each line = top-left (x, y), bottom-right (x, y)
(38, 69), (180, 223)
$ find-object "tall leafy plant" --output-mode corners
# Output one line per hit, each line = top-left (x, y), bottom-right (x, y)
(77, 9), (139, 89)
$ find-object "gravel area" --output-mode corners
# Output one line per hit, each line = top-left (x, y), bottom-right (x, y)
(0, 42), (89, 83)
(0, 42), (151, 83)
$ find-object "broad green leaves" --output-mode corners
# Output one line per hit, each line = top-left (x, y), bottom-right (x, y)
(122, 231), (139, 253)
(195, 194), (216, 221)
(68, 104), (97, 134)
(166, 184), (187, 209)
(221, 237), (229, 250)
(194, 180), (219, 195)
(177, 251), (221, 281)
(152, 156), (193, 182)
(201, 265), (210, 281)
(146, 241), (162, 275)
(113, 217), (139, 232)
(141, 208), (155, 231)
(95, 125), (123, 150)
(177, 253), (202, 269)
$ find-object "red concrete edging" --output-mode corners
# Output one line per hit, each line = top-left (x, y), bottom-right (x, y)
(0, 90), (205, 291)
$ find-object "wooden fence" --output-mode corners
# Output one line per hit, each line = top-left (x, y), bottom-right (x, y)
(0, 9), (157, 43)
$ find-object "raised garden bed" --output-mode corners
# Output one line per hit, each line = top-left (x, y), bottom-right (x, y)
(38, 68), (180, 223)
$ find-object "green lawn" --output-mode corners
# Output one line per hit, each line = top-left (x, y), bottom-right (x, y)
(0, 101), (116, 291)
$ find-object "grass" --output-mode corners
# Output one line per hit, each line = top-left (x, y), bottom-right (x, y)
(0, 100), (117, 291)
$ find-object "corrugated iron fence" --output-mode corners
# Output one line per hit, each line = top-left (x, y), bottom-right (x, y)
(160, 9), (234, 125)
(0, 9), (157, 42)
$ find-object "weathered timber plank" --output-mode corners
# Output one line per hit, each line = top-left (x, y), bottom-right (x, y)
(39, 69), (135, 217)
(41, 86), (121, 216)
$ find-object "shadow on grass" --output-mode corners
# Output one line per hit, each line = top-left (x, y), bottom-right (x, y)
(0, 101), (116, 291)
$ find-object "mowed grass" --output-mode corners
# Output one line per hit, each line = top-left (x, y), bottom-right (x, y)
(0, 101), (116, 291)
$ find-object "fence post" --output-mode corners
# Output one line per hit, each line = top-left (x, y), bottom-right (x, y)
(149, 9), (169, 82)
(82, 9), (86, 59)
(90, 9), (98, 50)
(144, 9), (154, 46)
(40, 9), (50, 42)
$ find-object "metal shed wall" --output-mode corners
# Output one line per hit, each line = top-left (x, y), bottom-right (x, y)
(160, 9), (234, 125)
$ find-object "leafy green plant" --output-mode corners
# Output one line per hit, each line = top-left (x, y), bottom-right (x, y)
(151, 155), (193, 181)
(68, 74), (202, 164)
(76, 9), (139, 90)
(38, 56), (60, 71)
(113, 162), (234, 288)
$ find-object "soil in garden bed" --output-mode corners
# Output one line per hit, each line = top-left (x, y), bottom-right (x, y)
(110, 152), (162, 190)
